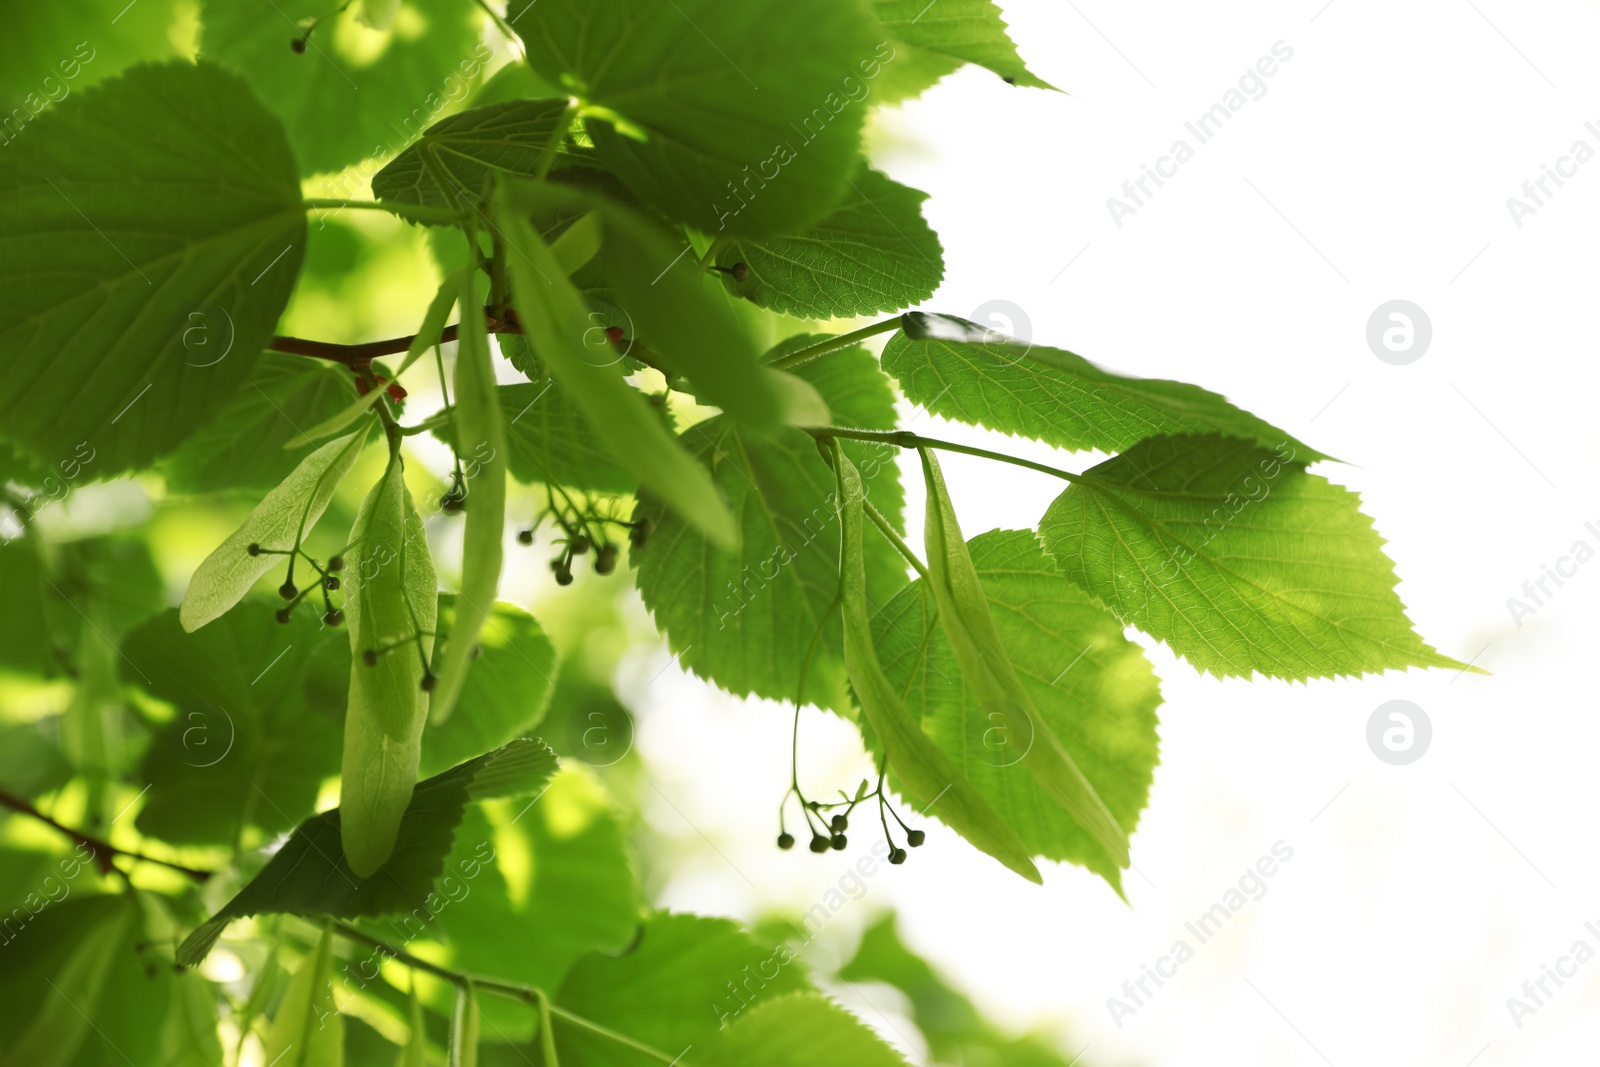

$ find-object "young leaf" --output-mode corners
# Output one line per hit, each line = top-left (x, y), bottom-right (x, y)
(180, 426), (371, 633)
(1038, 434), (1476, 679)
(176, 739), (559, 966)
(163, 353), (359, 493)
(834, 448), (1040, 883)
(883, 314), (1328, 460)
(430, 270), (507, 725)
(493, 188), (737, 547)
(875, 530), (1161, 890)
(421, 598), (557, 777)
(521, 0), (877, 236)
(0, 62), (306, 477)
(262, 927), (343, 1067)
(919, 450), (1129, 869)
(341, 454), (439, 876)
(372, 99), (579, 212)
(201, 0), (487, 175)
(874, 0), (1057, 90)
(554, 913), (812, 1063)
(717, 167), (945, 320)
(285, 272), (462, 450)
(704, 993), (910, 1067)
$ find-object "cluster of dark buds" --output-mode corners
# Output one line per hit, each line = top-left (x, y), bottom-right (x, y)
(247, 542), (346, 628)
(777, 772), (925, 865)
(514, 485), (644, 585)
(708, 261), (751, 283)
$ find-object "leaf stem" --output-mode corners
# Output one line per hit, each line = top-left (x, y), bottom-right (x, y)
(697, 236), (726, 271)
(327, 922), (688, 1065)
(303, 198), (463, 227)
(862, 497), (930, 581)
(810, 427), (1084, 485)
(0, 788), (215, 882)
(767, 317), (904, 371)
(532, 100), (579, 182)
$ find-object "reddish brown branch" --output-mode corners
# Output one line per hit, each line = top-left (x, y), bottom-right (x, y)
(269, 310), (523, 367)
(0, 788), (214, 883)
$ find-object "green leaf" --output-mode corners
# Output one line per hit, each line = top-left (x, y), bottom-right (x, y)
(1, 3), (184, 113)
(554, 913), (812, 1064)
(834, 449), (1040, 883)
(430, 270), (507, 725)
(180, 426), (372, 632)
(874, 0), (1057, 90)
(717, 167), (944, 320)
(286, 271), (462, 450)
(427, 766), (639, 1041)
(127, 604), (348, 846)
(0, 896), (133, 1067)
(522, 0), (878, 236)
(874, 530), (1160, 889)
(421, 597), (558, 777)
(160, 970), (226, 1067)
(342, 455), (440, 875)
(485, 370), (638, 494)
(883, 314), (1327, 460)
(264, 927), (344, 1067)
(632, 341), (906, 707)
(918, 451), (1128, 871)
(163, 353), (360, 494)
(373, 99), (579, 212)
(176, 738), (559, 966)
(0, 540), (68, 678)
(494, 189), (737, 547)
(1038, 434), (1474, 679)
(201, 0), (489, 176)
(0, 62), (306, 477)
(703, 993), (910, 1067)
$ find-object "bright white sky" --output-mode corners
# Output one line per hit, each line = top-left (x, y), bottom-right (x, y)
(624, 2), (1600, 1064)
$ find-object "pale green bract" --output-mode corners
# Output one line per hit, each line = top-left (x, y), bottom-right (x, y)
(1038, 434), (1475, 679)
(883, 314), (1327, 460)
(834, 448), (1041, 884)
(262, 928), (343, 1067)
(180, 426), (371, 633)
(918, 450), (1129, 870)
(717, 167), (945, 320)
(874, 529), (1162, 891)
(342, 456), (439, 877)
(429, 270), (506, 725)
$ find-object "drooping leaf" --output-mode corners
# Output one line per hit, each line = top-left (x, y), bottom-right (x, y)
(522, 0), (878, 236)
(426, 766), (639, 1041)
(703, 993), (910, 1067)
(126, 604), (348, 846)
(0, 61), (306, 477)
(263, 927), (344, 1067)
(632, 339), (906, 707)
(373, 99), (580, 211)
(875, 530), (1160, 889)
(834, 448), (1040, 883)
(718, 167), (944, 320)
(163, 353), (360, 493)
(175, 739), (559, 966)
(421, 597), (558, 777)
(430, 270), (507, 725)
(341, 455), (439, 876)
(918, 451), (1128, 871)
(1038, 434), (1474, 679)
(882, 314), (1327, 460)
(873, 0), (1056, 90)
(494, 189), (736, 547)
(180, 426), (372, 632)
(554, 913), (812, 1065)
(201, 0), (489, 176)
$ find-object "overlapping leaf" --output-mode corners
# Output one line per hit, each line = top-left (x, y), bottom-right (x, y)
(0, 62), (305, 476)
(703, 993), (910, 1067)
(373, 99), (583, 211)
(882, 314), (1326, 460)
(717, 167), (944, 320)
(1038, 434), (1473, 679)
(175, 739), (559, 966)
(874, 530), (1160, 888)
